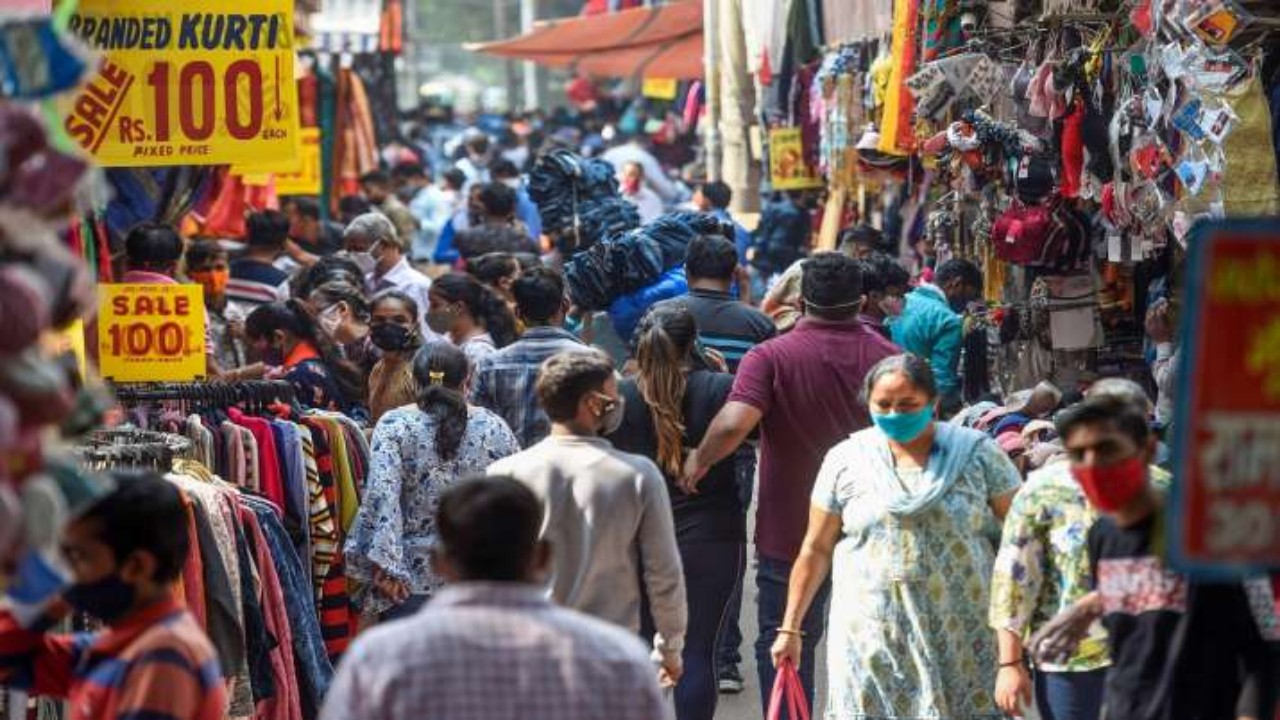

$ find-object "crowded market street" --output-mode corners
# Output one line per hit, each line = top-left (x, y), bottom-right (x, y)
(1, 0), (1279, 719)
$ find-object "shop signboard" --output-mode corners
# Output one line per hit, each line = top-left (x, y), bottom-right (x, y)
(60, 0), (300, 167)
(768, 127), (822, 190)
(642, 78), (678, 101)
(1170, 218), (1280, 576)
(234, 126), (320, 194)
(97, 283), (206, 382)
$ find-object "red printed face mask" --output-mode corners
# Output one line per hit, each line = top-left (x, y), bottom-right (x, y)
(1071, 455), (1146, 512)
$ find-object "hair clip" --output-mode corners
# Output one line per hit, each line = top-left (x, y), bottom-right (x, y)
(429, 370), (445, 385)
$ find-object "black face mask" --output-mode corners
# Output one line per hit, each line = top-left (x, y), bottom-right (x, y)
(64, 573), (136, 623)
(370, 323), (418, 352)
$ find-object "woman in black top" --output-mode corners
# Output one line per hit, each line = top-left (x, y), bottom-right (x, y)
(608, 302), (745, 720)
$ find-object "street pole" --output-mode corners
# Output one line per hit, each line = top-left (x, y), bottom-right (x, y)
(703, 0), (722, 181)
(520, 0), (539, 111)
(493, 0), (517, 111)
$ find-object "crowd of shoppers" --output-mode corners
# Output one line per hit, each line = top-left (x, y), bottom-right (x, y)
(3, 115), (1275, 720)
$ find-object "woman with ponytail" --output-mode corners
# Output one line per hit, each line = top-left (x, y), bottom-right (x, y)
(345, 341), (519, 621)
(606, 302), (744, 720)
(244, 299), (367, 417)
(426, 272), (519, 366)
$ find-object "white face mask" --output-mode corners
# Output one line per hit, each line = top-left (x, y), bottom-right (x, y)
(318, 304), (344, 338)
(346, 251), (376, 275)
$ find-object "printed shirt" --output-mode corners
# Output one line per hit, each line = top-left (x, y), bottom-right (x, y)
(469, 327), (587, 447)
(0, 597), (226, 720)
(344, 406), (519, 615)
(989, 463), (1173, 671)
(319, 583), (667, 720)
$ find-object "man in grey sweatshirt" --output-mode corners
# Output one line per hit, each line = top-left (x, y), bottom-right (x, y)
(488, 350), (688, 686)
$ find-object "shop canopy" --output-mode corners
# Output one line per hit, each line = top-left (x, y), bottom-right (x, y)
(467, 1), (703, 80)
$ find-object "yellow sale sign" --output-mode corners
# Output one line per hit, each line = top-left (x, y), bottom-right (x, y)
(235, 126), (322, 194)
(274, 127), (323, 195)
(98, 284), (207, 382)
(61, 0), (300, 167)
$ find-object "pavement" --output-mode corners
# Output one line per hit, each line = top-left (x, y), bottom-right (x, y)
(713, 484), (827, 720)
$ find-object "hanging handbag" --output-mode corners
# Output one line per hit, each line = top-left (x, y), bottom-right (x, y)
(767, 659), (811, 720)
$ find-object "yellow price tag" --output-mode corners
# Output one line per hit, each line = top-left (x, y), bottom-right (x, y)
(98, 284), (207, 382)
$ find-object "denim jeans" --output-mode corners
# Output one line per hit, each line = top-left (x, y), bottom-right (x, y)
(717, 447), (757, 670)
(1035, 669), (1106, 720)
(755, 554), (830, 719)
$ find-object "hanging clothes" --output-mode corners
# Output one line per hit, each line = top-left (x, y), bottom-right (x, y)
(879, 0), (921, 156)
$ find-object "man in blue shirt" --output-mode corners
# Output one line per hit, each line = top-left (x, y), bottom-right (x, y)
(889, 258), (982, 415)
(692, 181), (752, 264)
(492, 159), (543, 242)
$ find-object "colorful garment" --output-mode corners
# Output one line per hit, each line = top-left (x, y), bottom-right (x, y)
(812, 425), (1020, 720)
(0, 598), (226, 720)
(285, 358), (365, 421)
(345, 405), (519, 615)
(990, 462), (1171, 672)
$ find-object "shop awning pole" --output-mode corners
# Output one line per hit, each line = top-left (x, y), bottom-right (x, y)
(704, 0), (722, 181)
(521, 0), (540, 110)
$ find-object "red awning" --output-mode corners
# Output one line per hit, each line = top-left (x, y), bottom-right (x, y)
(468, 1), (703, 80)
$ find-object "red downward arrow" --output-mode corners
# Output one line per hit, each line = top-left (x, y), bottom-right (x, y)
(274, 56), (285, 121)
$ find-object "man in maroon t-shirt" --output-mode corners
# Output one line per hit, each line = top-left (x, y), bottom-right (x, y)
(683, 253), (899, 713)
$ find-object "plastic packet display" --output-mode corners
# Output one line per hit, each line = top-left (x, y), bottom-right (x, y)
(1184, 0), (1255, 46)
(0, 18), (88, 100)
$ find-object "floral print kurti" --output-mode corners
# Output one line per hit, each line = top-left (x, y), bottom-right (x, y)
(989, 462), (1171, 672)
(812, 433), (1020, 720)
(344, 405), (518, 615)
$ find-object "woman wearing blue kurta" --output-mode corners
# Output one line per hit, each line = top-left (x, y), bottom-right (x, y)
(772, 354), (1020, 719)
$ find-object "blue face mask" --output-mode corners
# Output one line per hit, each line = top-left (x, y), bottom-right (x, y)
(871, 406), (935, 443)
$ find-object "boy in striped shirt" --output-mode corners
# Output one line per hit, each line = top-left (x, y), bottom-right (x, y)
(0, 472), (226, 720)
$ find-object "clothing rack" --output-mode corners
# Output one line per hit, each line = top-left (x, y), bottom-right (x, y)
(113, 380), (299, 416)
(73, 428), (194, 471)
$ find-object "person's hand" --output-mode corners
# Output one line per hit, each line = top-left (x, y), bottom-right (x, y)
(373, 567), (410, 604)
(679, 450), (709, 494)
(770, 630), (802, 670)
(657, 652), (683, 688)
(994, 664), (1033, 716)
(1029, 592), (1101, 666)
(1144, 300), (1174, 344)
(703, 347), (729, 373)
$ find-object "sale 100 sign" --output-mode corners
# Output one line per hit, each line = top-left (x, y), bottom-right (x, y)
(1171, 219), (1280, 576)
(98, 284), (207, 382)
(62, 0), (300, 167)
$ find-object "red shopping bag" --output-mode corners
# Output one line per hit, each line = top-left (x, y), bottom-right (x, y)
(767, 659), (811, 720)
